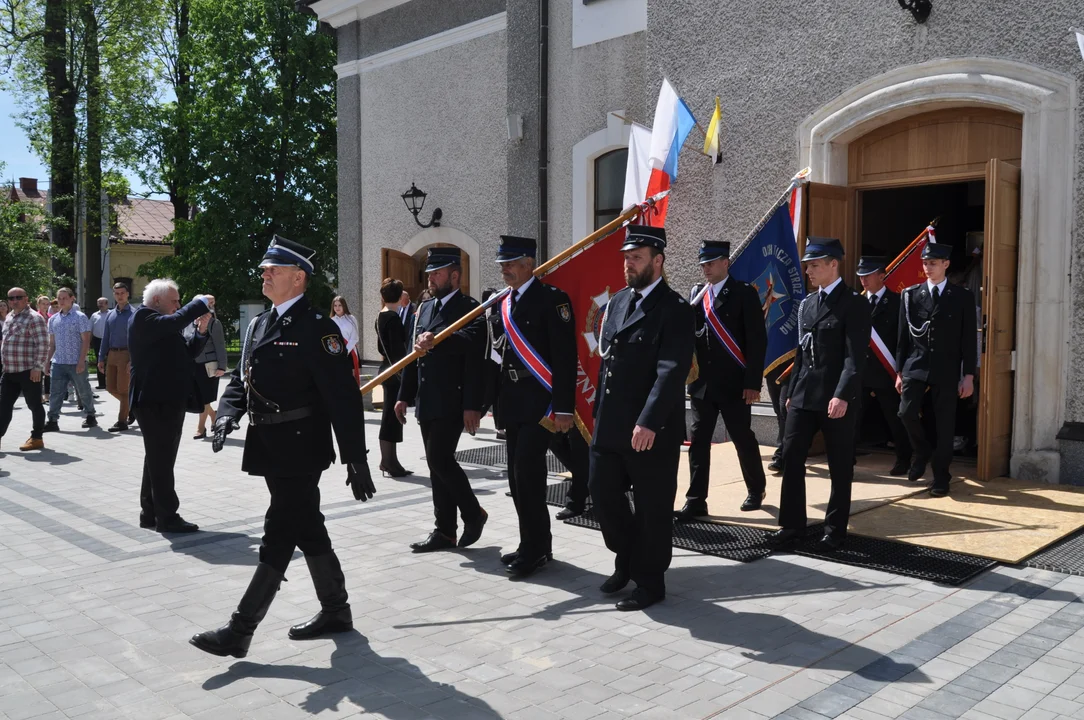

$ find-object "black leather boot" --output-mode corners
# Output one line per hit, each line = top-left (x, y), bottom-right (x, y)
(189, 563), (282, 658)
(289, 552), (353, 640)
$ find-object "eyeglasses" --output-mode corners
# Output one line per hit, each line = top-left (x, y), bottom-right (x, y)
(7, 295), (26, 301)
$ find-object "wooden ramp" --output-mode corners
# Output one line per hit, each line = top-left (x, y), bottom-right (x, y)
(676, 444), (943, 529)
(847, 477), (1084, 563)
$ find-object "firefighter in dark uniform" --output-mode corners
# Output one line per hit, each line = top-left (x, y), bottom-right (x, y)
(679, 239), (768, 520)
(190, 235), (375, 658)
(589, 225), (694, 611)
(895, 243), (977, 497)
(395, 247), (489, 552)
(768, 238), (870, 552)
(491, 236), (577, 578)
(855, 256), (911, 475)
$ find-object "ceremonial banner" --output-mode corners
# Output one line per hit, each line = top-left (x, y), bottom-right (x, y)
(884, 225), (934, 293)
(729, 186), (807, 376)
(544, 229), (629, 441)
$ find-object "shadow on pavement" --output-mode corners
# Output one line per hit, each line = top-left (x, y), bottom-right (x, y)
(165, 531), (261, 566)
(202, 630), (500, 718)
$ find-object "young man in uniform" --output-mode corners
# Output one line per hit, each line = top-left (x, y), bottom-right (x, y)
(895, 243), (977, 497)
(191, 235), (375, 658)
(679, 239), (768, 520)
(492, 236), (577, 578)
(395, 247), (489, 553)
(855, 256), (911, 475)
(589, 225), (694, 611)
(768, 238), (870, 551)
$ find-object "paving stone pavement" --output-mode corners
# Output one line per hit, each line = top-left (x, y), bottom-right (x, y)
(0, 391), (1082, 719)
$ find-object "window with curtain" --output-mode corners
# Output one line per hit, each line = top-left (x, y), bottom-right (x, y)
(594, 149), (628, 231)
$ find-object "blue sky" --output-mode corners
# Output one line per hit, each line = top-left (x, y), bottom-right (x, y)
(0, 85), (154, 196)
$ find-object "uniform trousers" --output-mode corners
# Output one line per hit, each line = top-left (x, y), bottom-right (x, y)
(588, 442), (680, 596)
(855, 386), (911, 464)
(687, 394), (766, 501)
(260, 472), (332, 572)
(899, 379), (957, 489)
(548, 429), (590, 507)
(0, 370), (46, 440)
(779, 406), (856, 538)
(506, 421), (552, 558)
(420, 417), (482, 538)
(136, 403), (185, 523)
(766, 366), (789, 463)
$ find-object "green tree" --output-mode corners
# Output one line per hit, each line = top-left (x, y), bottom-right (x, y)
(142, 0), (338, 328)
(0, 163), (70, 296)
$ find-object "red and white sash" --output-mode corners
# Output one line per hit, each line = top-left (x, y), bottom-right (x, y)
(702, 286), (746, 369)
(501, 294), (554, 404)
(869, 327), (896, 376)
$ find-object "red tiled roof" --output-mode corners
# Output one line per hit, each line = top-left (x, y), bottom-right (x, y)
(113, 197), (175, 245)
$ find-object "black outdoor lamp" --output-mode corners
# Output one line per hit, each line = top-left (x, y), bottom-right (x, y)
(401, 183), (442, 228)
(898, 0), (931, 23)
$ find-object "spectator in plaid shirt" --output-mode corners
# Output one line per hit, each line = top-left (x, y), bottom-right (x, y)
(0, 287), (49, 451)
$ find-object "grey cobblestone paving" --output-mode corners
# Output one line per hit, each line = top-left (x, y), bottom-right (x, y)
(0, 394), (1082, 719)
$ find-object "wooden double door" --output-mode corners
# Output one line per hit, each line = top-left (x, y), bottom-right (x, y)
(381, 243), (471, 304)
(803, 159), (1019, 480)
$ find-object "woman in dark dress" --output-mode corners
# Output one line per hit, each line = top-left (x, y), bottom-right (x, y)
(376, 278), (410, 477)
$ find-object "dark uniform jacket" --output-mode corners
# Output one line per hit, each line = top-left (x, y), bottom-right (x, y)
(864, 289), (901, 389)
(128, 299), (209, 409)
(688, 278), (767, 401)
(787, 281), (871, 412)
(592, 281), (694, 452)
(397, 290), (486, 422)
(895, 281), (977, 385)
(218, 295), (366, 477)
(495, 279), (578, 425)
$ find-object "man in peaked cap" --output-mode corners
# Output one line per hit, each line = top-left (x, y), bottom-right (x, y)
(768, 237), (870, 552)
(855, 256), (911, 476)
(191, 234), (375, 658)
(895, 242), (976, 497)
(590, 224), (694, 611)
(396, 246), (490, 553)
(491, 235), (577, 579)
(680, 239), (768, 520)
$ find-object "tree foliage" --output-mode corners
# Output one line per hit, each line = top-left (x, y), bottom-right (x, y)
(0, 162), (71, 296)
(141, 0), (338, 328)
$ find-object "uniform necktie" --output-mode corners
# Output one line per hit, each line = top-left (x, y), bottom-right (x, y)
(268, 308), (279, 325)
(509, 291), (518, 313)
(870, 294), (877, 309)
(820, 290), (828, 302)
(932, 285), (941, 304)
(624, 291), (642, 322)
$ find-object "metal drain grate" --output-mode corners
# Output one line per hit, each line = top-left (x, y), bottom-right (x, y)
(792, 533), (996, 586)
(453, 445), (567, 475)
(566, 509), (775, 563)
(1022, 528), (1084, 576)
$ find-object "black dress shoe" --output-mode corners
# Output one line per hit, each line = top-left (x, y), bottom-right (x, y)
(555, 504), (585, 521)
(502, 550), (552, 566)
(889, 461), (910, 477)
(616, 587), (663, 612)
(458, 508), (488, 548)
(674, 500), (708, 523)
(740, 492), (766, 512)
(929, 486), (950, 498)
(157, 517), (199, 533)
(767, 460), (783, 474)
(42, 421), (59, 433)
(818, 534), (843, 551)
(410, 531), (456, 553)
(81, 416), (97, 429)
(107, 421), (128, 433)
(599, 571), (630, 594)
(139, 514), (156, 529)
(766, 528), (802, 546)
(908, 459), (928, 482)
(506, 554), (549, 579)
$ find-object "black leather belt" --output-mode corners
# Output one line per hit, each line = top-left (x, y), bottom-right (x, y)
(249, 406), (314, 426)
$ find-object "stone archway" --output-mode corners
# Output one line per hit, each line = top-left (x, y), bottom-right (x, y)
(402, 226), (481, 299)
(799, 57), (1075, 483)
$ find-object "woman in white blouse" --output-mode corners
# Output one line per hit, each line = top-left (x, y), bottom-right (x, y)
(331, 296), (361, 386)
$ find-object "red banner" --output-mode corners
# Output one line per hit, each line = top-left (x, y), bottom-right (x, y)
(543, 229), (628, 441)
(885, 228), (932, 292)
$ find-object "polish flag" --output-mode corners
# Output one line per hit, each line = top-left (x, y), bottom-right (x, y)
(622, 79), (696, 227)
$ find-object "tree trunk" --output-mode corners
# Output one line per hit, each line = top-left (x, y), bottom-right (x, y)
(43, 0), (77, 281)
(82, 0), (102, 302)
(168, 0), (191, 222)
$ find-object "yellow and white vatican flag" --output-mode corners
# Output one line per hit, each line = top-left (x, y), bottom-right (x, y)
(702, 96), (722, 164)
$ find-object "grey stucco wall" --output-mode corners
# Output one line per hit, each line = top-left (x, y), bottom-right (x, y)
(504, 0), (539, 241)
(336, 75), (362, 327)
(645, 0), (1083, 425)
(355, 30), (509, 358)
(339, 0), (506, 62)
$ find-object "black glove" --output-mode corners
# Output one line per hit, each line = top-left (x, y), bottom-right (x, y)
(346, 461), (376, 502)
(211, 415), (238, 453)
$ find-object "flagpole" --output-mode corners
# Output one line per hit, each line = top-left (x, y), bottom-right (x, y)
(690, 168), (811, 308)
(359, 190), (671, 396)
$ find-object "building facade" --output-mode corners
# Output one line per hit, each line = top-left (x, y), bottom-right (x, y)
(306, 0), (1084, 485)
